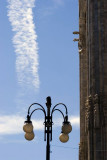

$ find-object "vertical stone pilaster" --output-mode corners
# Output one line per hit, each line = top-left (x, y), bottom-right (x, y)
(103, 108), (107, 159)
(93, 94), (100, 129)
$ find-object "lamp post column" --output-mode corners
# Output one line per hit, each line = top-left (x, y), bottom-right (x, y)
(23, 96), (72, 160)
(46, 97), (52, 160)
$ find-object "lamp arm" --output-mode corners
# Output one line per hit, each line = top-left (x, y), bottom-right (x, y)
(51, 109), (65, 120)
(29, 108), (46, 119)
(28, 103), (46, 115)
(52, 103), (68, 115)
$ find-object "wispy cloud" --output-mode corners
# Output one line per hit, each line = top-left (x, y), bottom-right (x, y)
(52, 0), (64, 6)
(7, 0), (39, 89)
(0, 115), (79, 135)
(36, 0), (65, 19)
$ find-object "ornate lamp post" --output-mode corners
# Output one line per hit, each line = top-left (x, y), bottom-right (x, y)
(23, 96), (72, 160)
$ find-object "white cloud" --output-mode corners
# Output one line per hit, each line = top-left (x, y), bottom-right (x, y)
(53, 116), (80, 128)
(69, 116), (80, 127)
(0, 115), (43, 135)
(7, 0), (39, 89)
(0, 114), (80, 135)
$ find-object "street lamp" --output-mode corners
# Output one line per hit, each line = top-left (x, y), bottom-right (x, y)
(23, 96), (72, 160)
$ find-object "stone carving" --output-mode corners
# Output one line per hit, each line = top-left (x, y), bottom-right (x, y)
(85, 94), (100, 129)
(78, 41), (83, 53)
(79, 142), (84, 160)
(85, 95), (92, 131)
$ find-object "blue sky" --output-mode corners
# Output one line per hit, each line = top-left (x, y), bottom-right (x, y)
(0, 0), (79, 159)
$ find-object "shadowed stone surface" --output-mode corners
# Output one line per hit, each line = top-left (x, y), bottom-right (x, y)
(79, 0), (107, 159)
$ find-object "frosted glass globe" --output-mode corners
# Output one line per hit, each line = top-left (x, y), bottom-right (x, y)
(25, 132), (35, 141)
(62, 123), (72, 134)
(23, 123), (33, 133)
(59, 133), (69, 143)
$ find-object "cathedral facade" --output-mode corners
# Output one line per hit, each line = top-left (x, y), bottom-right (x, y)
(78, 0), (107, 159)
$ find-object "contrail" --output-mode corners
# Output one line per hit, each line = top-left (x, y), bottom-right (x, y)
(7, 0), (39, 89)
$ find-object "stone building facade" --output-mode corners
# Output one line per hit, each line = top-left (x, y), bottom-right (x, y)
(78, 0), (107, 159)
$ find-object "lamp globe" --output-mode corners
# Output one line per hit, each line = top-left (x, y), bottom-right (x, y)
(62, 122), (72, 134)
(59, 133), (69, 143)
(25, 132), (35, 141)
(23, 123), (33, 133)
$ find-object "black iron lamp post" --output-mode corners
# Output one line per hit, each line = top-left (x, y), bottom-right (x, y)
(23, 96), (72, 160)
